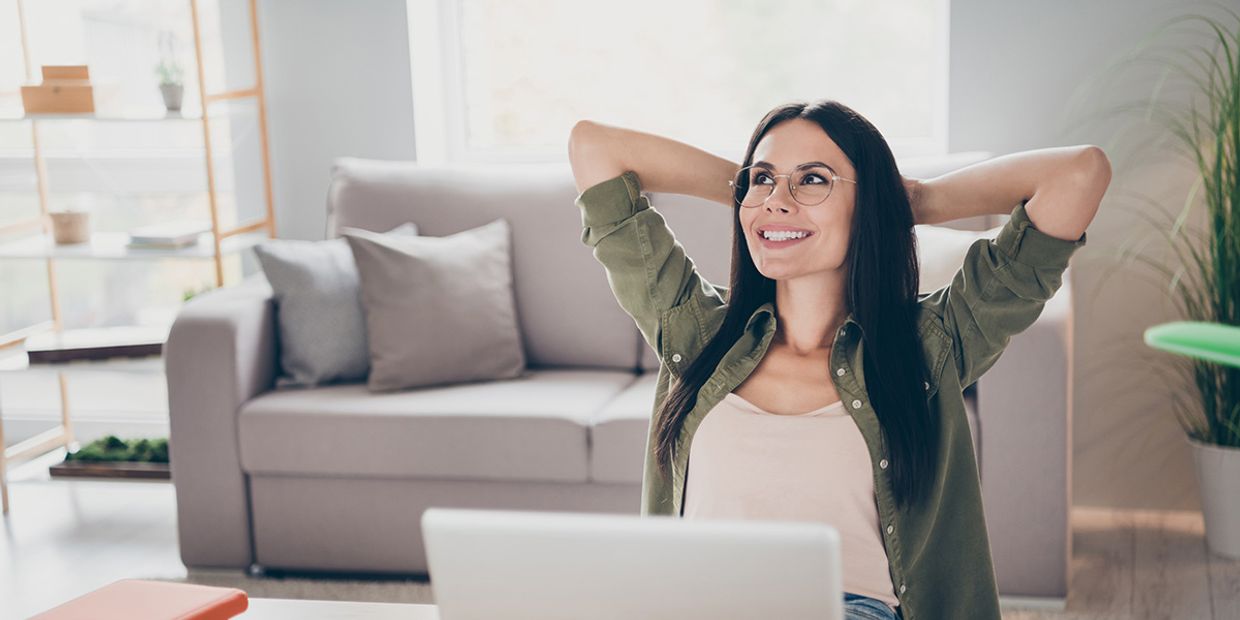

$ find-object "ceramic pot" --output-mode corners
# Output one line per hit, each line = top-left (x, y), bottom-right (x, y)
(160, 83), (183, 111)
(1187, 433), (1240, 559)
(49, 211), (90, 244)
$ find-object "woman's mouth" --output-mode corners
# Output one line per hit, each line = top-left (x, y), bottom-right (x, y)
(757, 231), (815, 249)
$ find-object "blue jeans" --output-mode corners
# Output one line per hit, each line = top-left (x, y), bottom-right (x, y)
(843, 591), (902, 620)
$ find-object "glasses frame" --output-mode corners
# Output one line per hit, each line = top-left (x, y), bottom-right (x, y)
(727, 162), (857, 208)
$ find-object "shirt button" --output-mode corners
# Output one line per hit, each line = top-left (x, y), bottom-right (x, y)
(836, 368), (846, 376)
(879, 458), (888, 469)
(886, 524), (894, 534)
(900, 583), (907, 594)
(839, 327), (847, 336)
(923, 381), (930, 390)
(851, 399), (862, 409)
(671, 353), (682, 363)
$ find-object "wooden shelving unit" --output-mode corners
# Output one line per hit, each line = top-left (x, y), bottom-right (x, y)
(0, 0), (276, 515)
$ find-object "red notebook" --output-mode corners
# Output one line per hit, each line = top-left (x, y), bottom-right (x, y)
(29, 579), (248, 619)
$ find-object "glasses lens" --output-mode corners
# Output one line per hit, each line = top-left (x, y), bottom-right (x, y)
(734, 165), (834, 207)
(735, 167), (772, 207)
(794, 166), (834, 205)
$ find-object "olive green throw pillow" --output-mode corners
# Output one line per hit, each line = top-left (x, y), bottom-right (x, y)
(341, 218), (527, 392)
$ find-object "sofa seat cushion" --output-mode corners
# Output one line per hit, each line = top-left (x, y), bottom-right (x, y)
(590, 372), (983, 485)
(589, 372), (660, 484)
(238, 368), (635, 482)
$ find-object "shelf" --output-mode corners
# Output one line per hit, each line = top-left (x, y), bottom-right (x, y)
(0, 230), (269, 261)
(0, 326), (167, 372)
(0, 109), (204, 122)
(23, 324), (166, 363)
(0, 350), (164, 374)
(49, 460), (171, 480)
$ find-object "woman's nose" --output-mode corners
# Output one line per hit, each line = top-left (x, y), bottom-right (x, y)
(764, 180), (799, 212)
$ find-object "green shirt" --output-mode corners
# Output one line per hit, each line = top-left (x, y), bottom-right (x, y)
(576, 170), (1086, 620)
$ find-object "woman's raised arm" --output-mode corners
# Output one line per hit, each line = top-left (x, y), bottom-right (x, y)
(910, 145), (1111, 239)
(566, 123), (739, 378)
(914, 145), (1110, 388)
(567, 120), (739, 205)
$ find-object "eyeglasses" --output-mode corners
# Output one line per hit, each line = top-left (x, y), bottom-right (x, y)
(727, 163), (856, 208)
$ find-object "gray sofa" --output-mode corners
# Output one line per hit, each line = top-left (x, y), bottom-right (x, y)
(165, 156), (1074, 602)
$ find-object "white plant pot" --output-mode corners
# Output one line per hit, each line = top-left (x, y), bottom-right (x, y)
(1187, 434), (1240, 559)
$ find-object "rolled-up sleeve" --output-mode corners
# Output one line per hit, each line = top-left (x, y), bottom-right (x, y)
(919, 199), (1087, 388)
(576, 170), (723, 365)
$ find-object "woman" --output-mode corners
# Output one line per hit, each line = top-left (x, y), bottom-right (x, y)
(568, 99), (1109, 620)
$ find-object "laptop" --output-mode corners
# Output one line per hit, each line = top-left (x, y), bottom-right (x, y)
(421, 508), (843, 620)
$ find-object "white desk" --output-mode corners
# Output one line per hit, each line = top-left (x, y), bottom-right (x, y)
(241, 598), (440, 619)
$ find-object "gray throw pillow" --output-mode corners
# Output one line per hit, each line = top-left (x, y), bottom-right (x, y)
(253, 222), (418, 388)
(341, 218), (526, 392)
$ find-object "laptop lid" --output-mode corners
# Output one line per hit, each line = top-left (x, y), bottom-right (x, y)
(422, 508), (843, 620)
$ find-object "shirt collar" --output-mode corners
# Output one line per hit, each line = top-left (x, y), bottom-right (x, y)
(746, 301), (864, 335)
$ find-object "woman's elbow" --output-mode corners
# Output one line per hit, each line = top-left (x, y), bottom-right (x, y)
(1072, 145), (1112, 192)
(569, 121), (626, 194)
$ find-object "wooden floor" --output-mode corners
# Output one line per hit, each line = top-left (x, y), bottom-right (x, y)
(2, 451), (1238, 620)
(1005, 508), (1240, 619)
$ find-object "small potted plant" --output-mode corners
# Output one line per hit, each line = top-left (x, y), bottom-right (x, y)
(154, 30), (184, 112)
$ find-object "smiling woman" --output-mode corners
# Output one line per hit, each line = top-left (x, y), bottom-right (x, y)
(568, 97), (1102, 620)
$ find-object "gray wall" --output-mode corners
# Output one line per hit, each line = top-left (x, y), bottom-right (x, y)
(256, 0), (1224, 510)
(258, 0), (416, 241)
(950, 0), (1222, 511)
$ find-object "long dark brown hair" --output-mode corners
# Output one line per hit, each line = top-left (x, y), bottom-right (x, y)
(652, 99), (938, 512)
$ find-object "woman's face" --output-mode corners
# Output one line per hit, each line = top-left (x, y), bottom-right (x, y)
(738, 118), (857, 281)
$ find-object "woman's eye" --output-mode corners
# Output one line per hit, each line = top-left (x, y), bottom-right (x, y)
(753, 173), (774, 184)
(801, 174), (826, 184)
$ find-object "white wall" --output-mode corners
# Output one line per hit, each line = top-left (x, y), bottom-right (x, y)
(258, 0), (417, 241)
(255, 0), (1228, 510)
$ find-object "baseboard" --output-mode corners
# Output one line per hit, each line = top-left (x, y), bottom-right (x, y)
(998, 594), (1068, 611)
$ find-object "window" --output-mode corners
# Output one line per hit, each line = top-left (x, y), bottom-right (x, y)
(407, 0), (949, 164)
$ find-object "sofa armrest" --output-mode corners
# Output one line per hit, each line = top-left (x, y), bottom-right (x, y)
(976, 270), (1073, 599)
(165, 273), (277, 568)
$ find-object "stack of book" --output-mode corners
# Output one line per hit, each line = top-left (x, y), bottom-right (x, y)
(29, 579), (248, 619)
(126, 221), (211, 249)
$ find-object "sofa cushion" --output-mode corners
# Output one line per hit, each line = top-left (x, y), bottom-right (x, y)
(589, 372), (660, 483)
(915, 223), (1005, 293)
(252, 222), (419, 388)
(589, 372), (982, 485)
(342, 218), (527, 392)
(327, 158), (640, 371)
(238, 368), (635, 482)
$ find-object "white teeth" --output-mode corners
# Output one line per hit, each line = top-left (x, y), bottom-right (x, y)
(762, 230), (809, 240)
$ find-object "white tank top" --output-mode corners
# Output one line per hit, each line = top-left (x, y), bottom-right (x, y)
(682, 391), (901, 612)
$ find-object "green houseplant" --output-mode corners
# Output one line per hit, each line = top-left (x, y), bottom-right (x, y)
(1078, 3), (1239, 558)
(65, 435), (169, 464)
